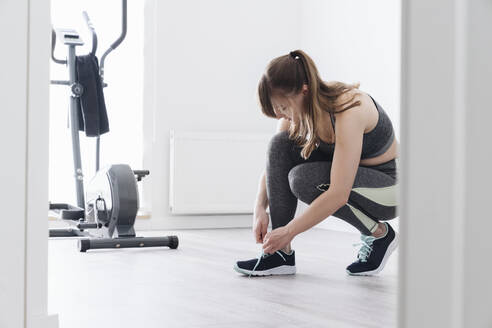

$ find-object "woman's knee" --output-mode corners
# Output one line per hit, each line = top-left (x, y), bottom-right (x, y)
(288, 163), (328, 203)
(287, 165), (303, 197)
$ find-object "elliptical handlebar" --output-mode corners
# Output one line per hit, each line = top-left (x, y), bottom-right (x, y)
(51, 28), (67, 65)
(100, 0), (127, 80)
(82, 11), (97, 56)
(51, 0), (126, 69)
(50, 9), (97, 66)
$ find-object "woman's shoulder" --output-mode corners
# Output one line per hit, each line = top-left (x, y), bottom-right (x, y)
(333, 90), (380, 136)
(333, 88), (371, 116)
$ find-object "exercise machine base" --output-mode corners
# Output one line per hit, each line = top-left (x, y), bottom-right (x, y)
(78, 235), (179, 252)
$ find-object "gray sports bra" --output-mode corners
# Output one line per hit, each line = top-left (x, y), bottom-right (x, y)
(318, 94), (395, 159)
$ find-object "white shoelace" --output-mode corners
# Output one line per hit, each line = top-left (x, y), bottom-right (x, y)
(248, 249), (287, 277)
(353, 235), (377, 262)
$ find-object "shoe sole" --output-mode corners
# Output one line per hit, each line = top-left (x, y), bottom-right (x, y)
(346, 232), (399, 276)
(233, 263), (296, 276)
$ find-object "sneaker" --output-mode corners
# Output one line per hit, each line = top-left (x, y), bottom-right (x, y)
(346, 222), (399, 276)
(234, 249), (296, 277)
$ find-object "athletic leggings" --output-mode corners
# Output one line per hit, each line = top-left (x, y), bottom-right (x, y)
(266, 131), (399, 236)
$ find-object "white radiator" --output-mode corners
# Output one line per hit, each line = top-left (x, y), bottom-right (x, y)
(169, 130), (273, 214)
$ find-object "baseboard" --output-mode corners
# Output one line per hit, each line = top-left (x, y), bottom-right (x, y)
(49, 214), (253, 231)
(48, 211), (151, 221)
(28, 314), (59, 328)
(134, 214), (253, 230)
(48, 206), (399, 233)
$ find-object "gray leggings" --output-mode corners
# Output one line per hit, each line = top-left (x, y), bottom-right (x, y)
(266, 131), (399, 236)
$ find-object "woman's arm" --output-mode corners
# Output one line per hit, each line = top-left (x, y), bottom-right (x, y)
(254, 169), (268, 211)
(262, 189), (346, 254)
(285, 189), (346, 237)
(287, 98), (366, 237)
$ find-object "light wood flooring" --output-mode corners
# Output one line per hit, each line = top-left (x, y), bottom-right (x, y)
(48, 228), (398, 328)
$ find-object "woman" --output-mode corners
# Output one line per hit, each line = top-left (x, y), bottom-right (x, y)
(234, 50), (399, 277)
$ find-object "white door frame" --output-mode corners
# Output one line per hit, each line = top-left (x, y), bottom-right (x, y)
(0, 0), (58, 327)
(400, 0), (492, 326)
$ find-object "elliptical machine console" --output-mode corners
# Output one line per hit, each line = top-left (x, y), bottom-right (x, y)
(50, 0), (178, 252)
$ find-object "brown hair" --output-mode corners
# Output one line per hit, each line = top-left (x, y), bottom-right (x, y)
(258, 49), (361, 159)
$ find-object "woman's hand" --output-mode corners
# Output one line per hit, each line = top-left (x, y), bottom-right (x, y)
(253, 207), (269, 244)
(262, 226), (295, 254)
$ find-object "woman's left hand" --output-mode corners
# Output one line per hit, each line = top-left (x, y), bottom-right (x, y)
(262, 226), (295, 254)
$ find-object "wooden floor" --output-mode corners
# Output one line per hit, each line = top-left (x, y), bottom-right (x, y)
(48, 228), (398, 328)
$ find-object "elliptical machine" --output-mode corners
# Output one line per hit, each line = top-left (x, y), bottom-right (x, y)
(50, 0), (178, 252)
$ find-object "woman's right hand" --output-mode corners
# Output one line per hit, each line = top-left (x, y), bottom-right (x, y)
(253, 207), (270, 244)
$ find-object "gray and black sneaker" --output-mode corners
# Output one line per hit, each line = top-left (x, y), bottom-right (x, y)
(234, 249), (296, 277)
(346, 222), (399, 276)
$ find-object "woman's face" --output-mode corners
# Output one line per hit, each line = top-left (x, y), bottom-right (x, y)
(270, 86), (308, 124)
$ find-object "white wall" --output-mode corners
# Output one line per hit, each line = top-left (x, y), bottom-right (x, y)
(0, 0), (58, 327)
(141, 0), (301, 229)
(299, 0), (401, 139)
